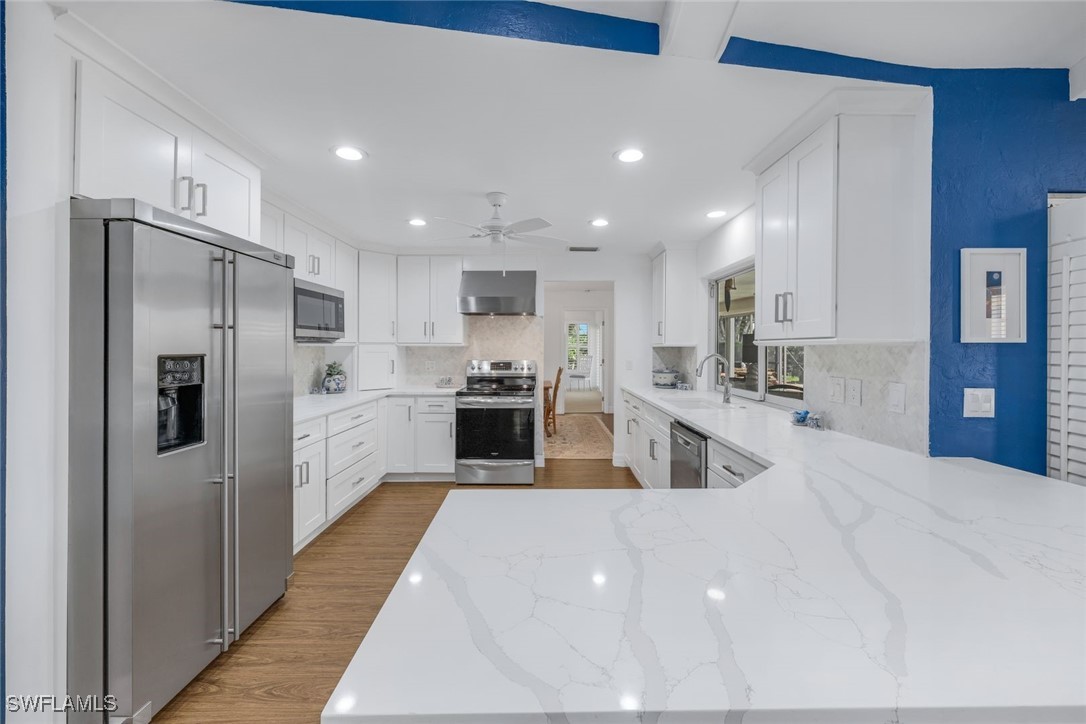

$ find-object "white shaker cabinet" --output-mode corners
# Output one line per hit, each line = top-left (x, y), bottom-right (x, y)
(358, 251), (398, 343)
(752, 105), (924, 345)
(284, 214), (335, 286)
(415, 412), (456, 474)
(190, 131), (261, 241)
(356, 345), (397, 391)
(75, 60), (261, 242)
(260, 201), (285, 253)
(385, 398), (416, 473)
(335, 241), (359, 344)
(650, 249), (698, 347)
(396, 256), (464, 345)
(293, 441), (326, 545)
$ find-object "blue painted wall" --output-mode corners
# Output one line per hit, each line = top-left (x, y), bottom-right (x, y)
(721, 38), (1086, 474)
(231, 0), (659, 55)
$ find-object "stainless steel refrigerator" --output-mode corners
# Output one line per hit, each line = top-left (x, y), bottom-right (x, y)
(67, 199), (294, 723)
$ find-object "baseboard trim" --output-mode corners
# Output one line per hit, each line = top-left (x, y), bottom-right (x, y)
(382, 473), (456, 483)
(535, 454), (545, 468)
(612, 454), (627, 468)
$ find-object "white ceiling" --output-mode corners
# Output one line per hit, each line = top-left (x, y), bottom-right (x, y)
(66, 1), (896, 254)
(541, 0), (1086, 69)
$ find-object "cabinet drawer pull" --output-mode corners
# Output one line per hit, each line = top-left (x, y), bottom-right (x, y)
(351, 475), (366, 487)
(428, 403), (443, 408)
(719, 463), (745, 481)
(351, 413), (366, 420)
(295, 433), (311, 441)
(352, 441), (366, 449)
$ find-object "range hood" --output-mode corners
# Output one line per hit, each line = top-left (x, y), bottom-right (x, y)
(458, 270), (537, 315)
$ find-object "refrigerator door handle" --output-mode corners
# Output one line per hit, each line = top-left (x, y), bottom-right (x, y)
(231, 252), (240, 643)
(215, 252), (230, 653)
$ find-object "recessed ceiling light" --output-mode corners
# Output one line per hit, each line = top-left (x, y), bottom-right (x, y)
(614, 148), (644, 163)
(408, 218), (426, 226)
(706, 210), (727, 219)
(590, 218), (609, 227)
(333, 146), (366, 161)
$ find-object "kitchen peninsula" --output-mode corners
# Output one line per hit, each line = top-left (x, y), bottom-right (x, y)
(323, 389), (1086, 724)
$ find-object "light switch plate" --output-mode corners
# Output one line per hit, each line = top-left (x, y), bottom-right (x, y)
(846, 378), (862, 407)
(963, 387), (995, 418)
(887, 382), (906, 414)
(829, 376), (845, 404)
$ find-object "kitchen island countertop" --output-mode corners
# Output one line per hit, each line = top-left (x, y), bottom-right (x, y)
(322, 387), (1086, 723)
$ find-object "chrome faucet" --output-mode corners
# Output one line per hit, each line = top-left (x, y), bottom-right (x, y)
(695, 353), (731, 403)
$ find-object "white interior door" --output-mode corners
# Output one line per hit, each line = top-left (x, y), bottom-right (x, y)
(1048, 197), (1086, 485)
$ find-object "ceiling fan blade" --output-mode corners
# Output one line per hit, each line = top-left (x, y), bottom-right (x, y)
(509, 234), (572, 246)
(433, 217), (486, 232)
(504, 217), (551, 235)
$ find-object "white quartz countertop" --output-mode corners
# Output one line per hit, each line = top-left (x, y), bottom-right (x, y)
(293, 386), (457, 424)
(323, 387), (1086, 723)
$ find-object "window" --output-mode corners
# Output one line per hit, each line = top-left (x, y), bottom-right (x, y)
(566, 322), (590, 369)
(712, 269), (804, 405)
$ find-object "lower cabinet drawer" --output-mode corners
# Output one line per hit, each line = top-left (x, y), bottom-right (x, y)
(293, 418), (327, 451)
(327, 401), (377, 436)
(707, 467), (736, 489)
(707, 439), (768, 487)
(416, 396), (455, 413)
(644, 403), (672, 432)
(327, 454), (379, 519)
(327, 419), (378, 477)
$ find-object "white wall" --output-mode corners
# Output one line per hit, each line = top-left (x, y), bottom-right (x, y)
(6, 2), (68, 720)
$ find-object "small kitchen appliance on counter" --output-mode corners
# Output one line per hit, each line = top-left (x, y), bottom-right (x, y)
(455, 360), (537, 484)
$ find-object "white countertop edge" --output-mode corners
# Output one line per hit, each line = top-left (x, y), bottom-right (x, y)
(293, 386), (459, 423)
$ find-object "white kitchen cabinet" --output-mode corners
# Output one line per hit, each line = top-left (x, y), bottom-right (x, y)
(75, 60), (192, 216)
(327, 455), (380, 520)
(260, 201), (285, 253)
(376, 398), (389, 478)
(75, 60), (260, 242)
(644, 427), (671, 489)
(753, 109), (923, 344)
(293, 441), (326, 546)
(357, 345), (397, 391)
(190, 131), (261, 241)
(396, 256), (464, 345)
(650, 249), (698, 347)
(284, 214), (335, 286)
(358, 251), (398, 343)
(623, 393), (674, 489)
(415, 412), (456, 474)
(386, 397), (416, 473)
(335, 240), (359, 344)
(624, 414), (644, 483)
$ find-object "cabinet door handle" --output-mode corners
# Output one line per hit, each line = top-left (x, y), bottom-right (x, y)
(431, 321), (435, 338)
(302, 460), (310, 486)
(449, 421), (454, 438)
(627, 419), (633, 435)
(408, 405), (412, 422)
(649, 438), (657, 461)
(178, 175), (194, 211)
(293, 464), (302, 488)
(390, 359), (395, 375)
(657, 321), (662, 337)
(195, 182), (209, 217)
(773, 293), (783, 323)
(782, 292), (794, 323)
(423, 322), (428, 338)
(391, 320), (396, 338)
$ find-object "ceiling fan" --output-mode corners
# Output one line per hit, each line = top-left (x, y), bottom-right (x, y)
(430, 192), (570, 247)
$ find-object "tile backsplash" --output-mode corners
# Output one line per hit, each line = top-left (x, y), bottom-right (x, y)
(804, 342), (929, 455)
(293, 344), (355, 397)
(652, 347), (697, 387)
(403, 315), (544, 386)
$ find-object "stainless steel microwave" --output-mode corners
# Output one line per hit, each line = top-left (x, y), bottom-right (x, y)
(294, 280), (345, 342)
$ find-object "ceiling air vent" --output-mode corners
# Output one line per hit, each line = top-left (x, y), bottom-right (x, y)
(567, 246), (599, 252)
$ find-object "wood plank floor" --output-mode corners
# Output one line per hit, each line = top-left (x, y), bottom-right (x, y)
(153, 459), (639, 723)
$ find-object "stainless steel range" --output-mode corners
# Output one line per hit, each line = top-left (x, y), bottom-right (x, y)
(455, 359), (537, 485)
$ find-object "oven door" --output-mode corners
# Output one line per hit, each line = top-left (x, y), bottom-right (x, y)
(456, 397), (535, 461)
(294, 281), (344, 341)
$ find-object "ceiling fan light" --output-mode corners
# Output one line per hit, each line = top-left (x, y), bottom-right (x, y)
(408, 218), (426, 226)
(333, 146), (366, 161)
(706, 210), (727, 219)
(614, 148), (644, 163)
(590, 218), (609, 227)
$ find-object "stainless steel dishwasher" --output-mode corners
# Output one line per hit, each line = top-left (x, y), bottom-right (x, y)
(670, 421), (708, 488)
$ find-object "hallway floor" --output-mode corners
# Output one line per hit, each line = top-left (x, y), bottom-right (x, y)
(153, 459), (639, 723)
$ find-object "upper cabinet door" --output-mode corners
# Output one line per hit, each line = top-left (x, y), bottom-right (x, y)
(308, 229), (336, 287)
(190, 132), (261, 242)
(651, 254), (665, 344)
(754, 156), (790, 341)
(429, 256), (464, 345)
(787, 118), (837, 339)
(397, 256), (431, 344)
(260, 202), (285, 253)
(335, 241), (359, 344)
(75, 61), (192, 214)
(358, 251), (397, 343)
(283, 214), (312, 281)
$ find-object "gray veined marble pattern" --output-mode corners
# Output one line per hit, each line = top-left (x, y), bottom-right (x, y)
(323, 389), (1085, 724)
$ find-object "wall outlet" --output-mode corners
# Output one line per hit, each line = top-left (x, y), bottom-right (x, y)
(845, 378), (863, 407)
(887, 382), (906, 415)
(828, 376), (845, 404)
(963, 387), (995, 418)
(425, 360), (436, 372)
